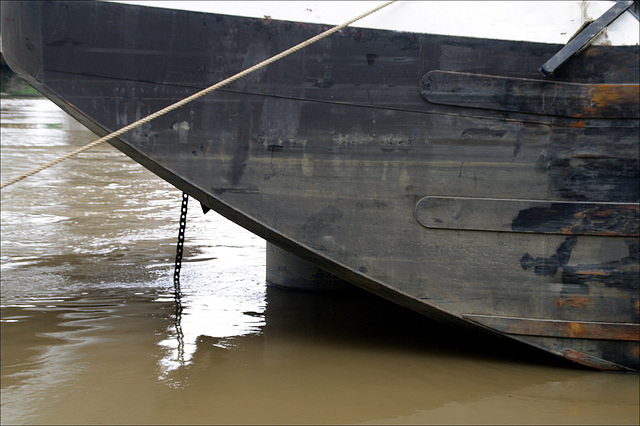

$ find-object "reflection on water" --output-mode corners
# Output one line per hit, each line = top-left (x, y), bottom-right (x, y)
(159, 289), (266, 378)
(1, 97), (639, 425)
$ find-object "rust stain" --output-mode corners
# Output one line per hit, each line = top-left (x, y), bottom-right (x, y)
(591, 84), (640, 108)
(591, 85), (621, 107)
(567, 120), (586, 128)
(569, 322), (586, 337)
(570, 84), (639, 118)
(556, 297), (592, 309)
(575, 270), (608, 276)
(591, 208), (613, 218)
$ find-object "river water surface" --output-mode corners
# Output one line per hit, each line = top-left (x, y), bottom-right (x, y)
(1, 97), (638, 425)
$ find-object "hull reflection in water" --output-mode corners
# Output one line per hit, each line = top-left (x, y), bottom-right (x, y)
(1, 98), (639, 424)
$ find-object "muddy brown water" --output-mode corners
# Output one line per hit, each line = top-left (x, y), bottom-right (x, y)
(1, 97), (638, 425)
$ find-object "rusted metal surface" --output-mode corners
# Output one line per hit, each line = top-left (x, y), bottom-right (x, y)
(421, 71), (640, 118)
(415, 197), (639, 236)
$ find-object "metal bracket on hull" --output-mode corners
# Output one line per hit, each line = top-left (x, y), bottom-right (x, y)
(415, 197), (640, 236)
(464, 314), (639, 371)
(421, 71), (640, 118)
(562, 349), (636, 371)
(464, 314), (640, 342)
(539, 0), (635, 77)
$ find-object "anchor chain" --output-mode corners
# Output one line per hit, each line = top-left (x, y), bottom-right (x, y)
(173, 192), (189, 301)
(171, 192), (188, 363)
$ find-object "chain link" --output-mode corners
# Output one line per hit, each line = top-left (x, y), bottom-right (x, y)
(173, 192), (189, 303)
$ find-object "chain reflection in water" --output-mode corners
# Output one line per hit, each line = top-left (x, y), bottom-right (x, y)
(172, 193), (189, 366)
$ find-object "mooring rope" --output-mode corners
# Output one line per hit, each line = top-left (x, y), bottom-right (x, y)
(0, 1), (396, 190)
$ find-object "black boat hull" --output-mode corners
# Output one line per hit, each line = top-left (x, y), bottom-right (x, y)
(2, 1), (638, 370)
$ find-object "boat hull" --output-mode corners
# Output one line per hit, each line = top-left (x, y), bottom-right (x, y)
(2, 1), (638, 370)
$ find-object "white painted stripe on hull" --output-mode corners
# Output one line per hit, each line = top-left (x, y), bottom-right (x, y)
(107, 1), (639, 45)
